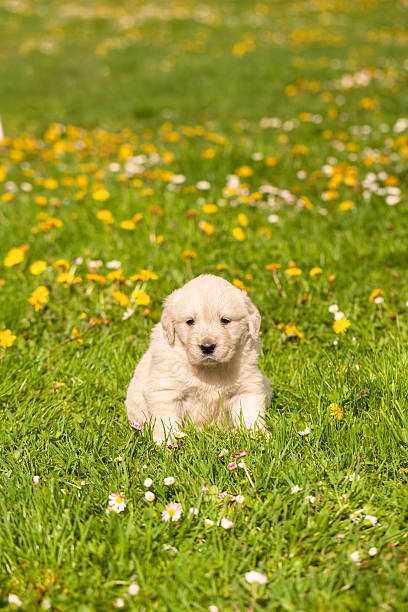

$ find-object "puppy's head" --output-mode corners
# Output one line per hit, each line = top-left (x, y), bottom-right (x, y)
(161, 274), (261, 367)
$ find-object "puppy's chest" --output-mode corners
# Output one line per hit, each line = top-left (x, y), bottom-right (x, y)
(180, 380), (239, 422)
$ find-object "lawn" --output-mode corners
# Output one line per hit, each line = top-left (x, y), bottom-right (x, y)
(1, 0), (408, 610)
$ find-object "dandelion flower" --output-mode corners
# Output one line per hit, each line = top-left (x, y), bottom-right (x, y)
(310, 267), (323, 276)
(108, 493), (126, 514)
(4, 245), (28, 267)
(330, 403), (344, 420)
(333, 318), (350, 334)
(29, 260), (47, 275)
(28, 286), (49, 312)
(162, 502), (183, 522)
(232, 227), (246, 241)
(0, 330), (16, 348)
(245, 571), (268, 585)
(285, 267), (302, 276)
(96, 209), (114, 224)
(93, 188), (110, 202)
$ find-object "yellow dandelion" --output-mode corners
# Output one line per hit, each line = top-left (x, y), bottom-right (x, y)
(285, 267), (302, 277)
(310, 267), (323, 277)
(54, 259), (69, 270)
(333, 318), (350, 334)
(340, 200), (354, 211)
(0, 329), (16, 348)
(232, 227), (245, 241)
(369, 288), (383, 303)
(92, 188), (110, 202)
(120, 220), (135, 231)
(265, 263), (281, 270)
(29, 260), (47, 275)
(72, 327), (83, 344)
(185, 208), (198, 218)
(265, 156), (277, 167)
(199, 220), (214, 235)
(132, 290), (150, 306)
(156, 235), (164, 244)
(96, 209), (114, 225)
(237, 213), (248, 227)
(43, 178), (58, 190)
(113, 291), (130, 307)
(132, 213), (143, 224)
(284, 324), (305, 339)
(106, 270), (125, 282)
(4, 245), (28, 268)
(85, 273), (107, 286)
(2, 193), (14, 203)
(216, 264), (228, 271)
(182, 250), (196, 259)
(28, 286), (49, 312)
(330, 403), (343, 420)
(232, 278), (249, 291)
(202, 204), (218, 214)
(235, 165), (253, 178)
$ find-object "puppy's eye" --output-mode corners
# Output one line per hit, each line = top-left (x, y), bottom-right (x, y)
(220, 317), (231, 325)
(186, 319), (195, 326)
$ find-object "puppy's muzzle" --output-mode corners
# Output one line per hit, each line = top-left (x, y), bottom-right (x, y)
(200, 342), (216, 355)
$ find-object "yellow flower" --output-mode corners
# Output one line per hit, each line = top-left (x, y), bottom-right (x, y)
(120, 220), (135, 230)
(310, 267), (323, 276)
(72, 327), (83, 344)
(132, 290), (150, 306)
(4, 245), (28, 267)
(330, 403), (343, 420)
(106, 270), (125, 282)
(284, 324), (305, 339)
(265, 156), (277, 167)
(235, 165), (253, 178)
(265, 263), (281, 270)
(199, 221), (214, 235)
(2, 193), (14, 203)
(132, 213), (143, 224)
(29, 260), (47, 275)
(202, 204), (218, 214)
(232, 278), (249, 291)
(285, 267), (302, 276)
(156, 235), (164, 244)
(185, 208), (198, 218)
(216, 264), (228, 270)
(43, 178), (58, 189)
(340, 200), (354, 211)
(182, 250), (196, 259)
(28, 286), (49, 311)
(232, 227), (245, 241)
(291, 144), (309, 155)
(203, 148), (216, 159)
(93, 188), (110, 202)
(237, 213), (248, 227)
(96, 209), (114, 225)
(54, 259), (69, 270)
(113, 291), (130, 307)
(85, 273), (107, 285)
(369, 288), (383, 303)
(333, 318), (350, 334)
(0, 329), (16, 348)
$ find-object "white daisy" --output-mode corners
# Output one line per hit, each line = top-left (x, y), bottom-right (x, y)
(245, 571), (268, 584)
(108, 492), (126, 514)
(162, 502), (183, 522)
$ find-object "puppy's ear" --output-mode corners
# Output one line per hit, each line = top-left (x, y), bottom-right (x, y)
(161, 300), (176, 345)
(244, 294), (261, 339)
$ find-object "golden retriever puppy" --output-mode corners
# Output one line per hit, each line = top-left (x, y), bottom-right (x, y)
(126, 274), (271, 443)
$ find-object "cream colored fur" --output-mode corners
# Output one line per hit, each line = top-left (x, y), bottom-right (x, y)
(126, 274), (271, 443)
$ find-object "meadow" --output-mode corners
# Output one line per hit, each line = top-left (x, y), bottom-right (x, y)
(1, 0), (408, 609)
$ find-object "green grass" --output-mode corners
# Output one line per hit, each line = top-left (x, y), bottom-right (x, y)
(1, 0), (408, 609)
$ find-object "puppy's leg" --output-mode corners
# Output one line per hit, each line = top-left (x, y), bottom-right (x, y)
(149, 391), (183, 444)
(230, 394), (266, 431)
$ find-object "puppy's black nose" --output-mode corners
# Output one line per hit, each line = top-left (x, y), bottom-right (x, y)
(200, 343), (216, 355)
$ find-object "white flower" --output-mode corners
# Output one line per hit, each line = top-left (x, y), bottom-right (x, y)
(209, 606), (219, 612)
(196, 180), (211, 190)
(291, 485), (301, 494)
(350, 551), (361, 563)
(8, 594), (23, 607)
(245, 571), (268, 584)
(334, 311), (346, 320)
(218, 448), (229, 457)
(329, 304), (339, 313)
(347, 472), (361, 482)
(305, 495), (316, 504)
(368, 547), (378, 557)
(164, 476), (175, 486)
(174, 430), (187, 439)
(267, 214), (280, 224)
(171, 174), (186, 184)
(298, 427), (311, 436)
(373, 296), (384, 304)
(162, 502), (183, 522)
(41, 598), (51, 610)
(234, 494), (245, 504)
(163, 543), (178, 553)
(365, 515), (378, 526)
(106, 260), (121, 269)
(143, 477), (153, 487)
(205, 519), (215, 527)
(145, 491), (155, 502)
(108, 493), (126, 514)
(237, 461), (245, 468)
(220, 518), (234, 529)
(113, 597), (125, 608)
(189, 507), (199, 515)
(33, 475), (40, 485)
(350, 509), (364, 523)
(128, 583), (140, 596)
(122, 308), (134, 320)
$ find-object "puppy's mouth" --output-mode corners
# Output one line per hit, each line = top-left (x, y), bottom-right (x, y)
(200, 355), (218, 365)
